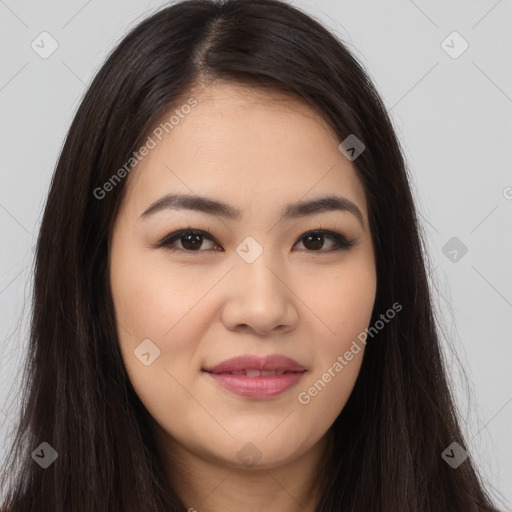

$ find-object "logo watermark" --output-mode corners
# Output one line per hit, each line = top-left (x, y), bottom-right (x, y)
(93, 97), (198, 200)
(297, 301), (402, 405)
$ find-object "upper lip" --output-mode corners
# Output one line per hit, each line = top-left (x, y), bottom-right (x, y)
(203, 354), (306, 374)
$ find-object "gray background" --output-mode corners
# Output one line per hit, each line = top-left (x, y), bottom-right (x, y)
(0, 0), (511, 508)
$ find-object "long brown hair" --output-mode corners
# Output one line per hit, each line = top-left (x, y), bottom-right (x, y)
(0, 0), (500, 510)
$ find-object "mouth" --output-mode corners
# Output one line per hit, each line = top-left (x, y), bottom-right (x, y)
(202, 353), (306, 374)
(206, 369), (298, 377)
(203, 370), (306, 398)
(202, 354), (307, 399)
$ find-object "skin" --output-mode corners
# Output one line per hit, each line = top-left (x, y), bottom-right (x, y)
(109, 81), (377, 512)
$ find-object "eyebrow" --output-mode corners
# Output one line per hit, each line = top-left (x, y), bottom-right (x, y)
(140, 193), (364, 228)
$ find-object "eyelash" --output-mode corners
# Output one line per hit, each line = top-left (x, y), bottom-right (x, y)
(156, 223), (355, 254)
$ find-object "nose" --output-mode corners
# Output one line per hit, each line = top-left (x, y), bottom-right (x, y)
(220, 254), (299, 337)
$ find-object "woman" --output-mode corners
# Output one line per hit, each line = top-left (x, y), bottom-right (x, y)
(0, 0), (500, 510)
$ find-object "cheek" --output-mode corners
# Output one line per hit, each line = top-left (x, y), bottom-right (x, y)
(110, 257), (204, 433)
(294, 351), (363, 443)
(109, 245), (209, 406)
(308, 259), (377, 343)
(295, 260), (376, 422)
(110, 246), (210, 345)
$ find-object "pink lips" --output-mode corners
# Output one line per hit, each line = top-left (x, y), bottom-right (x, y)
(202, 354), (307, 399)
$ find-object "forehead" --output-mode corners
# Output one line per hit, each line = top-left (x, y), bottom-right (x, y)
(121, 81), (368, 222)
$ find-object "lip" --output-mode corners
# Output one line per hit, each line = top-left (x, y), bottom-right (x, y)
(202, 354), (307, 399)
(203, 354), (306, 374)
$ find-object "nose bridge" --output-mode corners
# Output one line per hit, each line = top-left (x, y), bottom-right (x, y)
(234, 235), (285, 298)
(220, 236), (297, 334)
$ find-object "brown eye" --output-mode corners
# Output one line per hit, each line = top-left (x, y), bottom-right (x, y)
(178, 233), (203, 251)
(294, 230), (354, 252)
(158, 230), (219, 252)
(158, 228), (354, 254)
(300, 232), (325, 251)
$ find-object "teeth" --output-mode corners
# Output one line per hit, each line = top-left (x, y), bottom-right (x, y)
(261, 370), (285, 376)
(227, 369), (287, 377)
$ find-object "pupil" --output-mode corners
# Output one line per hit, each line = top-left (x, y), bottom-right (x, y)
(179, 233), (325, 251)
(182, 234), (202, 250)
(305, 233), (323, 250)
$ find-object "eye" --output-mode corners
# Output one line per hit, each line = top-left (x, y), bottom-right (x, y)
(157, 229), (221, 252)
(157, 227), (355, 254)
(294, 230), (355, 252)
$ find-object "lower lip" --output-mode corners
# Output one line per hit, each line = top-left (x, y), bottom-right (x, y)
(204, 371), (306, 399)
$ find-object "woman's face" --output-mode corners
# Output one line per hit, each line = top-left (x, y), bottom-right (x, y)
(109, 82), (377, 472)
